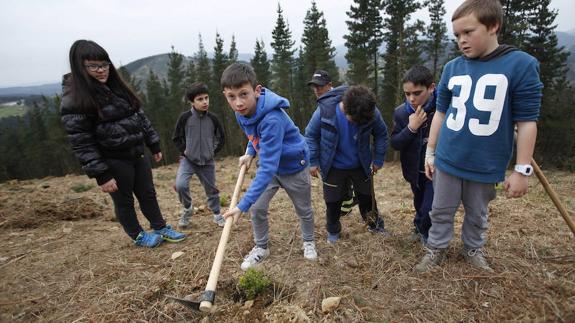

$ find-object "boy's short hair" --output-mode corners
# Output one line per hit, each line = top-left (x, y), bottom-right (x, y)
(221, 63), (257, 89)
(342, 85), (376, 125)
(452, 0), (503, 33)
(402, 65), (434, 88)
(185, 82), (209, 102)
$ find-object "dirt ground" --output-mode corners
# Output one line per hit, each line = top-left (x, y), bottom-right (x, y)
(1, 157), (574, 322)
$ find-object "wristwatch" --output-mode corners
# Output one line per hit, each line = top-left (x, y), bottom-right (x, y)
(514, 164), (533, 176)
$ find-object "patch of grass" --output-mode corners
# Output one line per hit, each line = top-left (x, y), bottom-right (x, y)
(0, 104), (26, 118)
(238, 268), (271, 300)
(71, 183), (94, 193)
(220, 194), (229, 207)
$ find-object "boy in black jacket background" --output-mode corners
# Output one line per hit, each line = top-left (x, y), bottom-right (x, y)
(172, 82), (225, 228)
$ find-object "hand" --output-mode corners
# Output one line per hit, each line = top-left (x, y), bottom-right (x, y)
(239, 154), (254, 170)
(100, 179), (118, 193)
(503, 172), (529, 198)
(408, 105), (427, 132)
(222, 206), (242, 225)
(153, 152), (163, 162)
(424, 146), (435, 180)
(310, 166), (320, 178)
(372, 164), (381, 174)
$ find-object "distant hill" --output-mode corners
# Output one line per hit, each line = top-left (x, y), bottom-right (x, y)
(557, 31), (575, 82)
(0, 83), (61, 97)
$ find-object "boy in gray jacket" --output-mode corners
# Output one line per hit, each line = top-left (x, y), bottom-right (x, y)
(172, 82), (225, 228)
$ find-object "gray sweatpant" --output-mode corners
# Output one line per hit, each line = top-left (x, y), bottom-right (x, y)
(250, 167), (315, 248)
(427, 168), (496, 249)
(175, 158), (220, 215)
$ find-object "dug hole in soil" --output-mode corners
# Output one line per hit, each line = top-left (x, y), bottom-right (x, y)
(1, 157), (574, 321)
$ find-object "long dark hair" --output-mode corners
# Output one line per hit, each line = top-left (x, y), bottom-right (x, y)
(68, 40), (141, 113)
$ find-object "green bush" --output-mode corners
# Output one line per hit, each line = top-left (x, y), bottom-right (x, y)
(71, 183), (94, 193)
(238, 268), (271, 300)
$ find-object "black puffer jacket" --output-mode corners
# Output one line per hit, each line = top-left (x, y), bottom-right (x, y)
(60, 75), (161, 185)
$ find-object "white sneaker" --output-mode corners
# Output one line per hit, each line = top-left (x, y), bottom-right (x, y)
(213, 214), (225, 227)
(240, 246), (270, 270)
(302, 241), (317, 260)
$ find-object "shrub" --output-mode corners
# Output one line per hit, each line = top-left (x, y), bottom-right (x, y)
(238, 268), (271, 300)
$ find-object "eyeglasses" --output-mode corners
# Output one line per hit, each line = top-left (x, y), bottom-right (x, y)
(84, 62), (111, 72)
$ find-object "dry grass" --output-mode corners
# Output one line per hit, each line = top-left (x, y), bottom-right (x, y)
(0, 158), (574, 322)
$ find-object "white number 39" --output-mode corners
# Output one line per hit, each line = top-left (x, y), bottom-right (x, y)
(446, 74), (508, 136)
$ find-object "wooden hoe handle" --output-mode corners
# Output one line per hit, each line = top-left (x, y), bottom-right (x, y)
(199, 164), (248, 312)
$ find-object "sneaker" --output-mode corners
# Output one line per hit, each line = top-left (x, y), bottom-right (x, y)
(327, 232), (340, 244)
(302, 241), (318, 260)
(240, 246), (270, 270)
(178, 207), (193, 228)
(414, 247), (447, 273)
(213, 214), (225, 227)
(134, 231), (163, 248)
(460, 248), (493, 272)
(154, 225), (186, 243)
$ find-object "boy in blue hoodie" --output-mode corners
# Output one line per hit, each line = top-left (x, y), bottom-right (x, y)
(305, 85), (389, 243)
(391, 66), (436, 243)
(221, 63), (317, 270)
(415, 0), (542, 273)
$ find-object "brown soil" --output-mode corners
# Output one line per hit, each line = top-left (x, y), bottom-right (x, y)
(1, 158), (574, 322)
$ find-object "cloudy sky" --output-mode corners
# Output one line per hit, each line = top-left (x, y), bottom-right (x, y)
(0, 0), (573, 88)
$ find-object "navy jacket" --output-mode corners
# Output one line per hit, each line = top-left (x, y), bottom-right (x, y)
(390, 94), (435, 184)
(305, 85), (388, 179)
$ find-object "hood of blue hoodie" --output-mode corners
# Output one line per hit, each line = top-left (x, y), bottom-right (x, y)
(236, 88), (290, 130)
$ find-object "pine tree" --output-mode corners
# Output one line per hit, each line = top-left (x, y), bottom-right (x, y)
(301, 1), (339, 84)
(300, 1), (340, 124)
(523, 0), (571, 166)
(270, 3), (296, 98)
(251, 39), (271, 87)
(499, 0), (535, 48)
(229, 35), (239, 63)
(344, 0), (384, 93)
(423, 0), (448, 80)
(211, 32), (233, 154)
(381, 0), (422, 116)
(195, 34), (211, 84)
(184, 60), (196, 88)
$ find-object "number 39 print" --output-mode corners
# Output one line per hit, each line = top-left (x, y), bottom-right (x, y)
(446, 74), (508, 136)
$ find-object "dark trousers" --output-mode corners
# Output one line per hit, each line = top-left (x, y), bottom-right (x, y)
(410, 174), (433, 240)
(323, 167), (384, 234)
(107, 156), (166, 239)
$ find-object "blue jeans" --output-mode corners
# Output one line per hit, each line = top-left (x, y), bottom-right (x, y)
(410, 174), (433, 240)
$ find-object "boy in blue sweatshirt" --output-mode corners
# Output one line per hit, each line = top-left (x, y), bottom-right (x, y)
(415, 0), (542, 273)
(221, 63), (317, 270)
(305, 85), (389, 243)
(391, 66), (436, 243)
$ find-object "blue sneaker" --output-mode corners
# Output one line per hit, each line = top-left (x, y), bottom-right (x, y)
(327, 232), (340, 244)
(154, 225), (186, 243)
(134, 231), (163, 248)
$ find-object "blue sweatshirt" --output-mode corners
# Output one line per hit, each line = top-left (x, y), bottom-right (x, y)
(435, 49), (542, 183)
(235, 88), (309, 212)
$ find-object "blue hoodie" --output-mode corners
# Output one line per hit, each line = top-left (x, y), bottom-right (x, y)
(235, 88), (309, 212)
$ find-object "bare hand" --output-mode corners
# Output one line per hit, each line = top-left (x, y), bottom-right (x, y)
(408, 105), (427, 132)
(372, 164), (381, 174)
(503, 172), (529, 198)
(424, 147), (435, 180)
(153, 152), (163, 162)
(100, 179), (118, 193)
(310, 166), (320, 178)
(239, 154), (254, 170)
(222, 206), (242, 225)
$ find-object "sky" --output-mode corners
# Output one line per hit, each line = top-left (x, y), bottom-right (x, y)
(0, 0), (574, 88)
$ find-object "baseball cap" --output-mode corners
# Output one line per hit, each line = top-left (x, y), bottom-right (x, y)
(307, 70), (331, 86)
